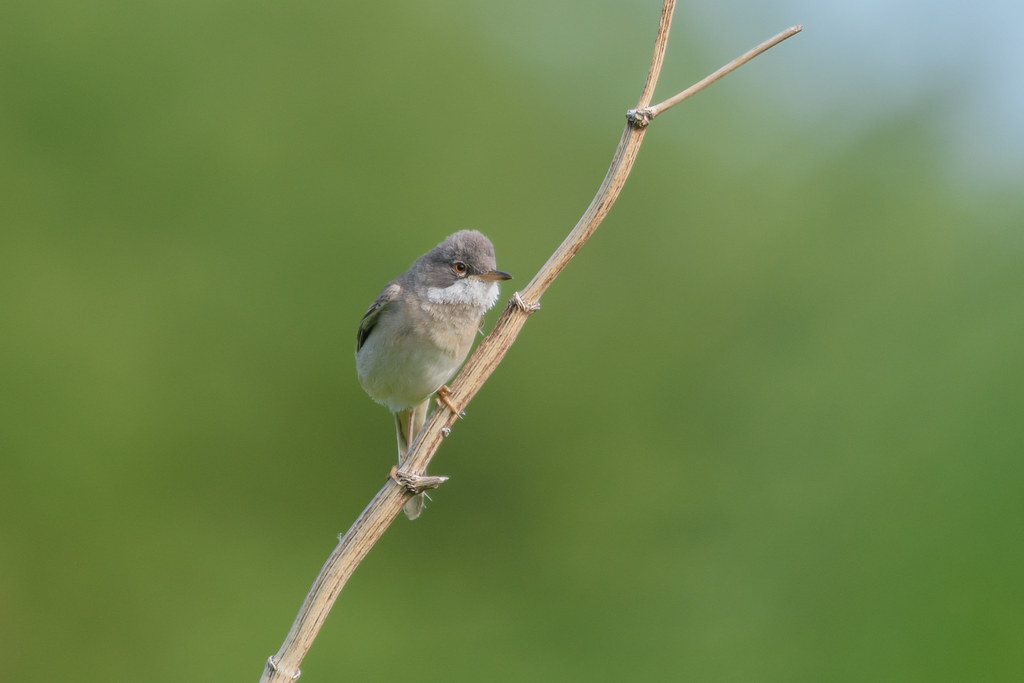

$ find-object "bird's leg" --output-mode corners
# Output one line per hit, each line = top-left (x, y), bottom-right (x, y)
(402, 410), (416, 462)
(435, 385), (463, 418)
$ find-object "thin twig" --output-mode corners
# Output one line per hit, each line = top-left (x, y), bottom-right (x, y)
(644, 24), (802, 120)
(260, 3), (799, 680)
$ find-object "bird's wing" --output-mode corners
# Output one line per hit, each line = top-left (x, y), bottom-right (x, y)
(356, 282), (401, 351)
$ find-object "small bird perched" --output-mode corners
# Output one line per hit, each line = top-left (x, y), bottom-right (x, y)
(355, 230), (512, 519)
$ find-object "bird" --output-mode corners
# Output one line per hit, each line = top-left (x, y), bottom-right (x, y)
(355, 230), (511, 519)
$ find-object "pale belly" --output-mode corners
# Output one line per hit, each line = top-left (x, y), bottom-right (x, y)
(356, 304), (478, 412)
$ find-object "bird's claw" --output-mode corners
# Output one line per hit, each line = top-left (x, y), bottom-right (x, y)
(435, 385), (464, 418)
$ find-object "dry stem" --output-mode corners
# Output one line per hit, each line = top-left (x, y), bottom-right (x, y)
(260, 4), (800, 681)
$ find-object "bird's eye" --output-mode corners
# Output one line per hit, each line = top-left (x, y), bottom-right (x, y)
(453, 261), (468, 275)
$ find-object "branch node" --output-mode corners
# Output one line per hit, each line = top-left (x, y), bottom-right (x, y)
(266, 656), (301, 681)
(511, 291), (541, 313)
(626, 107), (654, 128)
(389, 465), (450, 494)
(440, 427), (452, 437)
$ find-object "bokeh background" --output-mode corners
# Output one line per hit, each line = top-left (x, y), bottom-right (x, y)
(3, 0), (1022, 680)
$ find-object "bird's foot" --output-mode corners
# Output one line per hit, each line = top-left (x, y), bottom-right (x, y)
(435, 385), (464, 418)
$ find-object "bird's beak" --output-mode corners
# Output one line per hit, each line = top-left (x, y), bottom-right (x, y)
(474, 269), (513, 282)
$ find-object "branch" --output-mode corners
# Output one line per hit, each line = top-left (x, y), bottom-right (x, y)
(631, 24), (802, 126)
(260, 4), (800, 681)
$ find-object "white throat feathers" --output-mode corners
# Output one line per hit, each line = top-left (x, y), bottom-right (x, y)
(425, 278), (501, 311)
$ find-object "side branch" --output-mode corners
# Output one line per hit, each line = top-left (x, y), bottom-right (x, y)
(641, 24), (803, 122)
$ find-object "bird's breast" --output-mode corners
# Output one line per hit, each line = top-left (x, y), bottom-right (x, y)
(355, 298), (483, 412)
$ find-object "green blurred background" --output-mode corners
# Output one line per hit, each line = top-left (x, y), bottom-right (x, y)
(3, 0), (1023, 680)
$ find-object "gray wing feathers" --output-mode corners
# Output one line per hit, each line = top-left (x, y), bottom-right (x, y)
(355, 282), (401, 351)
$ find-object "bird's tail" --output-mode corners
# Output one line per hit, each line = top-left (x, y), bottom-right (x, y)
(395, 400), (430, 519)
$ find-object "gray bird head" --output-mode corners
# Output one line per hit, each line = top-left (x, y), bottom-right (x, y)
(407, 230), (512, 289)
